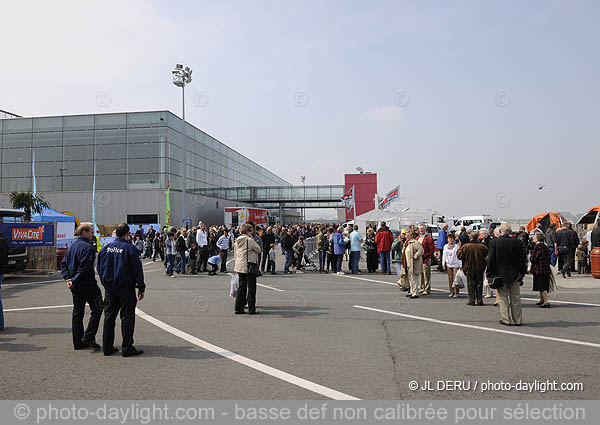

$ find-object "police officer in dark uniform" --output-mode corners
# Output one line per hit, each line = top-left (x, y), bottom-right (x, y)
(97, 223), (146, 357)
(60, 223), (103, 350)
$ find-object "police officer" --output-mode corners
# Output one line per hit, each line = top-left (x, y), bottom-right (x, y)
(60, 223), (103, 350)
(97, 223), (146, 357)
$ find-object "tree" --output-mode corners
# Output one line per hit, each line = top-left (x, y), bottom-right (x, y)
(9, 191), (51, 221)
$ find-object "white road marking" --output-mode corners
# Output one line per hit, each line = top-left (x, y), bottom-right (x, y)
(339, 274), (600, 307)
(3, 279), (64, 287)
(354, 305), (600, 349)
(135, 308), (358, 400)
(227, 272), (285, 292)
(4, 305), (72, 312)
(257, 283), (285, 292)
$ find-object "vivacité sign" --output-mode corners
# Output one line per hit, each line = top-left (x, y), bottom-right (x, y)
(0, 223), (55, 247)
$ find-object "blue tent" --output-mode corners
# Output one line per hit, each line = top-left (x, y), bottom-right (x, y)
(32, 207), (75, 223)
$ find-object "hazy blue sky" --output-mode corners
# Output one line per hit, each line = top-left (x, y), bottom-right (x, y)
(2, 0), (598, 219)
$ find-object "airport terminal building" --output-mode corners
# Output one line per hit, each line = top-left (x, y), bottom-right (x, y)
(0, 111), (290, 226)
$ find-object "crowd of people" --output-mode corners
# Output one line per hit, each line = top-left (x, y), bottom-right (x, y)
(2, 215), (598, 356)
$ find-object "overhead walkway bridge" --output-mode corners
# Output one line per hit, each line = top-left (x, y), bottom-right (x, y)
(194, 185), (345, 209)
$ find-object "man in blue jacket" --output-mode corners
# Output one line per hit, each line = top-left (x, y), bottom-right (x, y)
(61, 223), (103, 350)
(97, 223), (146, 357)
(333, 227), (348, 275)
(436, 224), (448, 272)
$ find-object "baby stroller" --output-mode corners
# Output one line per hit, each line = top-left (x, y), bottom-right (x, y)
(302, 254), (318, 272)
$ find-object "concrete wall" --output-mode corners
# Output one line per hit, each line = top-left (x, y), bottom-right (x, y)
(0, 190), (252, 229)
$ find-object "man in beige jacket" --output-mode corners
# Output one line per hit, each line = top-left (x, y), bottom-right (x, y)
(402, 231), (424, 299)
(234, 223), (262, 315)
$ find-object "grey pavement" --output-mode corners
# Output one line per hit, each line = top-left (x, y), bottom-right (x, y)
(1, 258), (600, 400)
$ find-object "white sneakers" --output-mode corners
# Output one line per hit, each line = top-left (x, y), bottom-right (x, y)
(336, 271), (345, 275)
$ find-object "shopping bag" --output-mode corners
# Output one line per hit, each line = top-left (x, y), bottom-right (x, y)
(230, 274), (239, 298)
(453, 269), (466, 289)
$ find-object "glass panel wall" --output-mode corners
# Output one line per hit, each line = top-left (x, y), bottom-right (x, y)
(0, 111), (288, 195)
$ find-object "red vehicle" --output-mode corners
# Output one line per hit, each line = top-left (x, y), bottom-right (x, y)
(224, 207), (269, 228)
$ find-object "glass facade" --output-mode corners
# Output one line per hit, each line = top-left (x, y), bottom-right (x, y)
(0, 111), (289, 193)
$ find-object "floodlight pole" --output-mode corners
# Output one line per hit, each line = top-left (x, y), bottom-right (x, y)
(173, 64), (192, 229)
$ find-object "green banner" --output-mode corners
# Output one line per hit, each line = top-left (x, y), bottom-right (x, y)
(165, 186), (171, 227)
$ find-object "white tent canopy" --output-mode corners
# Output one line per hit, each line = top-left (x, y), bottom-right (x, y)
(352, 209), (401, 232)
(352, 209), (446, 232)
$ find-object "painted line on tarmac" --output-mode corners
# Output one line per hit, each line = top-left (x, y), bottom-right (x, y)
(135, 308), (359, 400)
(339, 274), (600, 308)
(353, 305), (600, 349)
(5, 305), (72, 312)
(3, 279), (64, 287)
(227, 273), (285, 292)
(257, 283), (285, 292)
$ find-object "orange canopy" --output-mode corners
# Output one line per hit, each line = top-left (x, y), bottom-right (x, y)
(577, 206), (600, 225)
(526, 212), (564, 233)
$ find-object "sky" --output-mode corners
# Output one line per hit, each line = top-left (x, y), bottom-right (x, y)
(1, 0), (598, 220)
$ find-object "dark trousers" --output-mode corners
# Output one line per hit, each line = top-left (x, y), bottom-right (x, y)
(153, 246), (163, 262)
(466, 272), (484, 304)
(103, 287), (137, 353)
(220, 249), (228, 272)
(559, 247), (573, 275)
(366, 251), (378, 272)
(197, 247), (208, 272)
(235, 273), (257, 313)
(577, 259), (586, 274)
(558, 249), (564, 271)
(71, 284), (103, 346)
(267, 259), (275, 273)
(189, 257), (197, 274)
(261, 249), (270, 271)
(326, 252), (333, 271)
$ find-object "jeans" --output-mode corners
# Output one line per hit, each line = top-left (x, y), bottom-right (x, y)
(379, 251), (391, 273)
(267, 259), (275, 273)
(394, 263), (402, 279)
(548, 247), (557, 267)
(166, 254), (175, 276)
(284, 250), (293, 272)
(0, 274), (4, 330)
(350, 251), (360, 274)
(220, 249), (228, 272)
(335, 254), (343, 272)
(176, 250), (186, 274)
(318, 250), (326, 270)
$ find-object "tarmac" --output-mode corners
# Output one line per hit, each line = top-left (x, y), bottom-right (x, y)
(1, 258), (599, 400)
